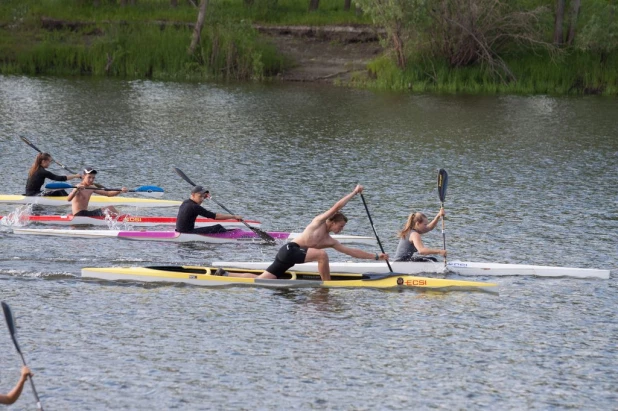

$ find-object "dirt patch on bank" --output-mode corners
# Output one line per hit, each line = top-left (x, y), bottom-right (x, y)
(255, 25), (385, 83)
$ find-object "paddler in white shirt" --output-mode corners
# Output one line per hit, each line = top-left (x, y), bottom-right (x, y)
(67, 167), (127, 217)
(216, 185), (389, 280)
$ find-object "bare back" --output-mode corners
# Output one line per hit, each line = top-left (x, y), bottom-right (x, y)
(292, 186), (361, 249)
(292, 217), (339, 249)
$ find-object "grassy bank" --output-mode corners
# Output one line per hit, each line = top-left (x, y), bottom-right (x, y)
(1, 0), (616, 94)
(358, 51), (618, 95)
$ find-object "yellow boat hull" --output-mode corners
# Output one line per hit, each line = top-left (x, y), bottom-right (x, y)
(81, 265), (498, 291)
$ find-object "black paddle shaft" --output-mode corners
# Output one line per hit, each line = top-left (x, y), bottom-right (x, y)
(20, 136), (77, 174)
(2, 302), (43, 410)
(20, 135), (108, 189)
(359, 193), (393, 272)
(173, 167), (276, 244)
(437, 169), (448, 265)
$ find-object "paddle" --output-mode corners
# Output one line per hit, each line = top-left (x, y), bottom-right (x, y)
(45, 182), (165, 198)
(359, 192), (393, 272)
(2, 302), (43, 410)
(173, 167), (276, 244)
(437, 169), (448, 266)
(20, 135), (105, 189)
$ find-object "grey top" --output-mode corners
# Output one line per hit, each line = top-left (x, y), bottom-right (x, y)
(393, 232), (418, 261)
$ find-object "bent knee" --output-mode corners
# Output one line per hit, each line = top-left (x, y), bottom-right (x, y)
(316, 250), (329, 262)
(258, 271), (277, 279)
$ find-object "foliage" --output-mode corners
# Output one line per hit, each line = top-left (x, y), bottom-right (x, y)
(357, 48), (618, 94)
(0, 0), (616, 94)
(427, 0), (554, 82)
(577, 2), (618, 55)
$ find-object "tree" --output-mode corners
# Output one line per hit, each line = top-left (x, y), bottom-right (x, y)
(566, 0), (581, 45)
(354, 0), (428, 69)
(554, 0), (566, 45)
(309, 0), (319, 11)
(577, 1), (618, 61)
(188, 0), (209, 55)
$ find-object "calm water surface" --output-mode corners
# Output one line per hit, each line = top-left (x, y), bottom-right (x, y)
(0, 76), (617, 410)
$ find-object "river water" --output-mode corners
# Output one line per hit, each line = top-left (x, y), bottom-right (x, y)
(0, 75), (616, 410)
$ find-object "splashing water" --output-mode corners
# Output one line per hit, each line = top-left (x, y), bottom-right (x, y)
(0, 204), (34, 229)
(104, 211), (135, 231)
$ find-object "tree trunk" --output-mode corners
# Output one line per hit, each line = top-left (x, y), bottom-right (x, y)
(553, 0), (566, 45)
(308, 0), (319, 12)
(188, 0), (209, 56)
(566, 0), (581, 45)
(392, 31), (406, 69)
(343, 0), (351, 12)
(170, 0), (178, 7)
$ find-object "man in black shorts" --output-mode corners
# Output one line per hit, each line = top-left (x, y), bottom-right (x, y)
(175, 186), (242, 234)
(219, 185), (388, 281)
(68, 168), (127, 217)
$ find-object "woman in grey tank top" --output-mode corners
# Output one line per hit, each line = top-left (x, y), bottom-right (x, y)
(394, 209), (447, 262)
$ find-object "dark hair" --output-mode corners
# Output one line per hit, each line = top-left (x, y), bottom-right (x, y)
(328, 212), (348, 223)
(28, 153), (52, 177)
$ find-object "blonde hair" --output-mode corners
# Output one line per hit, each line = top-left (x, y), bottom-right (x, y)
(397, 212), (426, 239)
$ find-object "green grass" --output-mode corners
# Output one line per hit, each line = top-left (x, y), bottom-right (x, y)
(1, 0), (369, 25)
(356, 50), (618, 95)
(1, 0), (616, 94)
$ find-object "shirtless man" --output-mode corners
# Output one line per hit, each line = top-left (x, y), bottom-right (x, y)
(67, 168), (127, 217)
(220, 185), (388, 281)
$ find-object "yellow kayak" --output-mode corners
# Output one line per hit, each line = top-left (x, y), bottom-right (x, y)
(0, 194), (181, 208)
(81, 265), (498, 291)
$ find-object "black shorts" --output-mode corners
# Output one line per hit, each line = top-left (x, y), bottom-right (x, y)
(190, 224), (228, 234)
(266, 242), (307, 279)
(43, 190), (68, 197)
(74, 209), (106, 217)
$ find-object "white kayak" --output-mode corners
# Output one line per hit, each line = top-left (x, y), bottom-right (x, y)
(0, 194), (181, 208)
(212, 260), (610, 279)
(11, 228), (376, 245)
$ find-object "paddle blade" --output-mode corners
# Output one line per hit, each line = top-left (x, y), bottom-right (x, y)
(174, 167), (197, 187)
(133, 186), (164, 198)
(251, 226), (277, 244)
(2, 302), (22, 354)
(20, 136), (42, 153)
(45, 182), (73, 190)
(438, 169), (448, 203)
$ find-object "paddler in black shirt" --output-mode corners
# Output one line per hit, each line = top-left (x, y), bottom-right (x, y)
(175, 186), (242, 234)
(25, 153), (81, 196)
